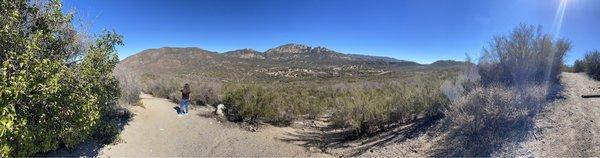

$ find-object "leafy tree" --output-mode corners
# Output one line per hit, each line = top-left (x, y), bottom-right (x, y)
(0, 0), (123, 156)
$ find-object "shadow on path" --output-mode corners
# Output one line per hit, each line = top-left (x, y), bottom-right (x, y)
(173, 106), (181, 114)
(38, 108), (134, 157)
(280, 116), (442, 157)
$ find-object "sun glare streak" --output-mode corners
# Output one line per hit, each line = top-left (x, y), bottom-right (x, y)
(552, 0), (568, 38)
(546, 0), (568, 90)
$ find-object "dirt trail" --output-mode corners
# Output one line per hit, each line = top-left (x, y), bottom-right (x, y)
(92, 94), (329, 157)
(517, 73), (600, 156)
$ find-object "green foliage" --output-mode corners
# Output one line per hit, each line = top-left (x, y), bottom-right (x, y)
(278, 87), (328, 119)
(479, 24), (571, 85)
(222, 84), (329, 126)
(222, 85), (282, 124)
(330, 74), (450, 135)
(0, 0), (123, 156)
(583, 50), (600, 80)
(219, 72), (450, 134)
(329, 83), (395, 133)
(79, 31), (123, 115)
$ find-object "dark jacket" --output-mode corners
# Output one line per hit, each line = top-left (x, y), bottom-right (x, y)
(181, 85), (191, 100)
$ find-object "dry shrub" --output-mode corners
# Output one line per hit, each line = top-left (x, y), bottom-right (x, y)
(278, 87), (328, 119)
(168, 91), (181, 104)
(583, 50), (600, 80)
(191, 82), (222, 106)
(143, 76), (223, 106)
(441, 80), (465, 103)
(478, 24), (570, 85)
(441, 57), (480, 103)
(445, 84), (546, 156)
(330, 75), (450, 135)
(573, 59), (585, 73)
(113, 65), (141, 105)
(329, 82), (395, 134)
(439, 25), (567, 156)
(143, 77), (179, 99)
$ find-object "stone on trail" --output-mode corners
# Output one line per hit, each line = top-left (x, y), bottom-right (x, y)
(216, 104), (226, 116)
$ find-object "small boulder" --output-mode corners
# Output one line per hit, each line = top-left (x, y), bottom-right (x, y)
(216, 104), (226, 116)
(249, 126), (257, 132)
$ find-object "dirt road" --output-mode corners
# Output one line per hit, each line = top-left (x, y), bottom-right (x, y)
(517, 73), (600, 156)
(92, 94), (328, 157)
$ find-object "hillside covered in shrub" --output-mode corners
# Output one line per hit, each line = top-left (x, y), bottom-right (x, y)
(117, 40), (464, 135)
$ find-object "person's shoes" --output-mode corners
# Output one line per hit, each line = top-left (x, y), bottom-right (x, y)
(178, 114), (183, 117)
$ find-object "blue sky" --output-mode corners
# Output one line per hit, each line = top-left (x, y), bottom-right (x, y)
(63, 0), (600, 64)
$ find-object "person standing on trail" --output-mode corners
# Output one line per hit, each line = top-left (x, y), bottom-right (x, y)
(179, 83), (191, 116)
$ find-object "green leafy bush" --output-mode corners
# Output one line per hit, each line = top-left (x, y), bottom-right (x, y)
(222, 84), (329, 126)
(0, 0), (123, 156)
(222, 85), (281, 124)
(583, 50), (600, 80)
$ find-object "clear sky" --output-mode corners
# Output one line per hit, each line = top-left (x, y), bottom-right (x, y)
(62, 0), (600, 64)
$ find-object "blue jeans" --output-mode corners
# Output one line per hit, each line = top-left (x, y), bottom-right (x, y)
(180, 99), (189, 114)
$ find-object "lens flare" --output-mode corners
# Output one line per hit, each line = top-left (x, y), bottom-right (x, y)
(545, 0), (568, 91)
(552, 0), (568, 38)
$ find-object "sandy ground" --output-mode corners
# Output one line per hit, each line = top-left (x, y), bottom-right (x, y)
(516, 73), (600, 157)
(89, 94), (329, 157)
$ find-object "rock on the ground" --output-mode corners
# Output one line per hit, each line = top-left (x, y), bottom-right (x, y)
(216, 104), (226, 116)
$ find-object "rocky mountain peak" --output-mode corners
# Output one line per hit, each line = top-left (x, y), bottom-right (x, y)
(310, 46), (334, 53)
(265, 43), (312, 54)
(223, 48), (265, 59)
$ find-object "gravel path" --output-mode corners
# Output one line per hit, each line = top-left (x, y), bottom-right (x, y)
(95, 94), (329, 157)
(517, 72), (600, 156)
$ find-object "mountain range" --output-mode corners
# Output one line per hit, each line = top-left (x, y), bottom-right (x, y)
(118, 43), (462, 83)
